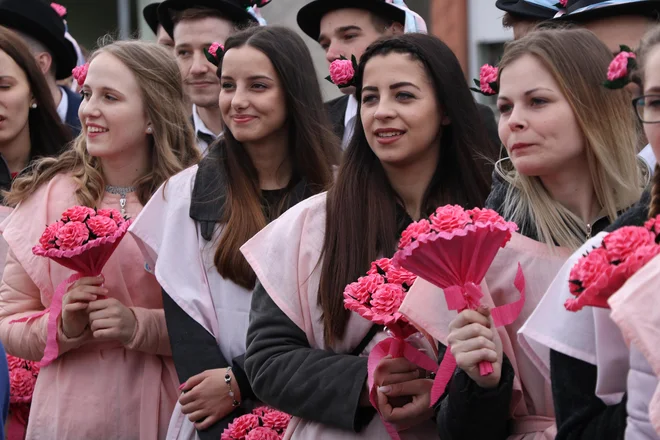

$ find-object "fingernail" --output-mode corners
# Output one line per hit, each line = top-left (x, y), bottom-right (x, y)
(378, 386), (391, 394)
(178, 383), (186, 391)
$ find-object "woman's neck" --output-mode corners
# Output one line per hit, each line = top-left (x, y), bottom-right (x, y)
(540, 159), (601, 224)
(197, 105), (224, 137)
(0, 124), (31, 175)
(100, 143), (150, 189)
(244, 128), (292, 190)
(383, 150), (438, 221)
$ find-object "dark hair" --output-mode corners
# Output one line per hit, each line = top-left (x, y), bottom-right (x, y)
(318, 33), (492, 345)
(172, 7), (252, 32)
(0, 27), (70, 163)
(213, 26), (339, 289)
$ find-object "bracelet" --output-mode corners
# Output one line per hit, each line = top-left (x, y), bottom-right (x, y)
(225, 367), (240, 407)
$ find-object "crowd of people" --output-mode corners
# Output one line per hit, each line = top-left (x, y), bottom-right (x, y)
(0, 0), (658, 439)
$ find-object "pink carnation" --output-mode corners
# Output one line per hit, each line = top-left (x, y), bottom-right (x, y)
(72, 63), (89, 87)
(50, 2), (67, 18)
(55, 221), (90, 250)
(262, 410), (291, 431)
(467, 207), (505, 225)
(208, 42), (224, 57)
(479, 64), (498, 95)
(252, 406), (276, 417)
(61, 206), (96, 223)
(370, 283), (405, 316)
(429, 205), (472, 233)
(96, 208), (124, 225)
(10, 368), (36, 403)
(603, 226), (653, 264)
(559, 0), (567, 6)
(607, 51), (636, 81)
(623, 244), (660, 275)
(345, 274), (383, 304)
(226, 414), (260, 439)
(6, 355), (26, 372)
(87, 215), (118, 238)
(367, 258), (392, 276)
(245, 427), (280, 440)
(398, 218), (431, 249)
(645, 215), (660, 236)
(27, 361), (40, 377)
(329, 59), (354, 86)
(386, 266), (417, 288)
(569, 248), (609, 295)
(39, 220), (63, 250)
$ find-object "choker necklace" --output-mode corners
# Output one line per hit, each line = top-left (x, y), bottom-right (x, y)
(105, 185), (135, 216)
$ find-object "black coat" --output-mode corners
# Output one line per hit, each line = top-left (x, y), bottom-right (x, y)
(62, 86), (82, 137)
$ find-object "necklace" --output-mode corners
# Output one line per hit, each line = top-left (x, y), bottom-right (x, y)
(105, 185), (135, 217)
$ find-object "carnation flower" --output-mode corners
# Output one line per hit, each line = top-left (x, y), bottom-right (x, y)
(208, 42), (224, 57)
(55, 221), (90, 250)
(398, 218), (431, 249)
(623, 244), (660, 276)
(645, 215), (660, 237)
(87, 215), (119, 238)
(6, 354), (26, 371)
(262, 410), (291, 431)
(385, 266), (417, 288)
(96, 208), (124, 225)
(245, 427), (280, 440)
(345, 273), (383, 304)
(429, 205), (472, 233)
(50, 2), (67, 18)
(10, 368), (36, 404)
(252, 406), (276, 417)
(479, 64), (498, 95)
(328, 57), (356, 88)
(607, 51), (636, 81)
(370, 283), (405, 316)
(367, 258), (392, 277)
(226, 414), (260, 439)
(467, 207), (505, 225)
(602, 226), (653, 264)
(72, 63), (89, 87)
(39, 221), (63, 250)
(61, 206), (96, 223)
(569, 248), (609, 295)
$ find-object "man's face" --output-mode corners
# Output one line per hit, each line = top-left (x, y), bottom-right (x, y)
(156, 25), (174, 53)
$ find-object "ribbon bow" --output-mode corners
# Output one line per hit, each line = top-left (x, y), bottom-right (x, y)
(444, 282), (484, 312)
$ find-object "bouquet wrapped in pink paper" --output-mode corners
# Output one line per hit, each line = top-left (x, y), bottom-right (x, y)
(343, 257), (437, 440)
(5, 354), (39, 440)
(221, 407), (291, 440)
(565, 219), (660, 312)
(392, 205), (524, 404)
(11, 206), (131, 366)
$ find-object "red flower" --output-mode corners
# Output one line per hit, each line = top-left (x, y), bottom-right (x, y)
(386, 265), (417, 288)
(39, 221), (63, 250)
(429, 205), (472, 233)
(87, 215), (119, 238)
(71, 63), (89, 88)
(252, 406), (276, 417)
(370, 283), (405, 316)
(602, 226), (653, 264)
(9, 368), (36, 404)
(55, 221), (90, 250)
(226, 414), (260, 439)
(6, 355), (26, 371)
(569, 248), (609, 295)
(262, 410), (291, 431)
(50, 2), (67, 18)
(467, 207), (505, 225)
(367, 258), (392, 276)
(623, 244), (660, 275)
(607, 51), (636, 81)
(479, 64), (498, 95)
(61, 206), (96, 223)
(329, 59), (354, 86)
(208, 42), (224, 57)
(27, 361), (40, 377)
(399, 218), (431, 249)
(645, 215), (660, 236)
(245, 427), (280, 440)
(96, 208), (124, 225)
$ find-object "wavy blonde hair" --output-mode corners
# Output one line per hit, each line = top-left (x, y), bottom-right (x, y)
(4, 38), (200, 208)
(496, 28), (644, 249)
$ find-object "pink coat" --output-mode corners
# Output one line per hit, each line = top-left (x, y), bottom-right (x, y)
(0, 174), (178, 440)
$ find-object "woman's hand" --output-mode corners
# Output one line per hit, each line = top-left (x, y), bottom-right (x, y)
(377, 378), (434, 429)
(61, 275), (106, 338)
(447, 306), (503, 389)
(87, 298), (137, 344)
(179, 368), (240, 430)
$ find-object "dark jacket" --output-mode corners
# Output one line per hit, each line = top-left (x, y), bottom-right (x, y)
(62, 86), (82, 137)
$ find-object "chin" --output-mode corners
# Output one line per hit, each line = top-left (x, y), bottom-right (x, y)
(510, 160), (548, 177)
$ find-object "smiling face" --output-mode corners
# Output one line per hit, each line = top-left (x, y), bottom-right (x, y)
(78, 52), (151, 160)
(360, 52), (443, 168)
(497, 54), (586, 177)
(174, 16), (234, 109)
(0, 49), (32, 147)
(219, 45), (287, 144)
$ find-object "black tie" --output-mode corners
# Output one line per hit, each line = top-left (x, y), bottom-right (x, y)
(197, 131), (216, 146)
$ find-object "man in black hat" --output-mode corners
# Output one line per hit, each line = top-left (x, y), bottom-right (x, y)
(496, 0), (559, 38)
(157, 0), (260, 153)
(0, 0), (81, 136)
(297, 0), (501, 155)
(143, 2), (175, 52)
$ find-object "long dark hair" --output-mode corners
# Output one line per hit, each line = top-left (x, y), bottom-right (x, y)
(0, 27), (70, 162)
(213, 26), (339, 289)
(319, 33), (492, 345)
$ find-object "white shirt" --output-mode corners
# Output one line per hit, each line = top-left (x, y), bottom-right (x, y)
(56, 86), (68, 123)
(192, 104), (219, 154)
(639, 144), (656, 174)
(342, 95), (358, 149)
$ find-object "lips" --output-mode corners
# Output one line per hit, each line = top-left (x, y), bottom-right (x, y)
(510, 143), (532, 152)
(232, 115), (256, 124)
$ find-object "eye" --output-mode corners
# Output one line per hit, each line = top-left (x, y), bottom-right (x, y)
(104, 94), (118, 101)
(176, 49), (191, 57)
(80, 90), (90, 99)
(0, 84), (10, 90)
(221, 82), (235, 90)
(647, 97), (660, 107)
(251, 83), (267, 90)
(361, 94), (377, 104)
(530, 97), (548, 106)
(396, 92), (415, 101)
(344, 33), (358, 41)
(497, 103), (512, 114)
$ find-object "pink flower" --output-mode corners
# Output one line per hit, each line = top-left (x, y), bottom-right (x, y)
(55, 221), (90, 250)
(50, 2), (67, 18)
(467, 207), (505, 225)
(39, 220), (63, 250)
(245, 427), (280, 440)
(386, 266), (417, 288)
(623, 244), (660, 275)
(479, 64), (498, 95)
(370, 283), (405, 316)
(345, 274), (383, 304)
(262, 410), (291, 431)
(72, 63), (89, 87)
(569, 248), (609, 295)
(559, 0), (567, 6)
(6, 355), (26, 372)
(367, 258), (392, 276)
(329, 59), (354, 87)
(87, 215), (118, 238)
(429, 205), (472, 233)
(226, 414), (260, 439)
(399, 219), (431, 249)
(9, 368), (36, 403)
(603, 226), (653, 264)
(607, 51), (636, 81)
(96, 208), (124, 225)
(61, 206), (96, 223)
(252, 406), (276, 417)
(208, 42), (224, 57)
(27, 361), (40, 377)
(645, 215), (660, 236)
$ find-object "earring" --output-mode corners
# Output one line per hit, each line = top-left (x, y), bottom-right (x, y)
(30, 103), (37, 109)
(146, 127), (153, 134)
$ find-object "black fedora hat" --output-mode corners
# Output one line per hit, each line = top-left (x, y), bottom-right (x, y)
(297, 0), (406, 41)
(143, 2), (161, 35)
(158, 0), (259, 38)
(558, 0), (660, 21)
(495, 0), (559, 20)
(0, 0), (77, 80)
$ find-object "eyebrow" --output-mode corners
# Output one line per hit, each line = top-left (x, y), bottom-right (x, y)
(362, 82), (421, 92)
(0, 75), (14, 81)
(82, 85), (125, 96)
(645, 86), (660, 94)
(220, 75), (274, 81)
(498, 87), (554, 100)
(318, 25), (362, 43)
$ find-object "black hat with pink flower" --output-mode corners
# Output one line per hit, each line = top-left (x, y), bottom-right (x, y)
(495, 0), (559, 20)
(556, 0), (660, 21)
(143, 2), (161, 35)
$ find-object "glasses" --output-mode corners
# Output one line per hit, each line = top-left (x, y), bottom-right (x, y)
(633, 95), (660, 123)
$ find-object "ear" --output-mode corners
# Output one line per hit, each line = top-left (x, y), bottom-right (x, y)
(145, 123), (153, 135)
(35, 52), (53, 77)
(390, 22), (404, 36)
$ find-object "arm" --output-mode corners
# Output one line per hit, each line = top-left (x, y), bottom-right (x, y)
(551, 349), (627, 440)
(0, 250), (90, 361)
(124, 306), (171, 356)
(245, 282), (375, 432)
(435, 344), (514, 440)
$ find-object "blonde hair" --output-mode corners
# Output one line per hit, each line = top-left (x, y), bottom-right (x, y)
(5, 38), (200, 208)
(496, 28), (643, 249)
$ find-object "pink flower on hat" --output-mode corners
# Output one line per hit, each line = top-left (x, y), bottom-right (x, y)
(607, 51), (636, 81)
(559, 0), (568, 6)
(51, 3), (67, 18)
(72, 63), (89, 87)
(479, 64), (498, 95)
(208, 42), (224, 58)
(329, 58), (355, 87)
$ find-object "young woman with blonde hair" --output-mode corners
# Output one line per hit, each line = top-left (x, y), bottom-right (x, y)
(0, 39), (199, 439)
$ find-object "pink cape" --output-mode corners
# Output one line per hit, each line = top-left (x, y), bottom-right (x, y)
(399, 232), (572, 439)
(609, 253), (660, 438)
(241, 192), (438, 439)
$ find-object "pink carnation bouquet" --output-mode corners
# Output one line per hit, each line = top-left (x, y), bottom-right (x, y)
(565, 219), (660, 312)
(5, 354), (39, 440)
(11, 206), (131, 366)
(392, 206), (525, 404)
(221, 407), (291, 440)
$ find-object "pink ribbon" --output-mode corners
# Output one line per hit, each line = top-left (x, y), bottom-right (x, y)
(429, 264), (526, 406)
(367, 337), (438, 440)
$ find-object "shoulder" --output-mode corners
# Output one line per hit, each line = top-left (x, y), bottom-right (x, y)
(605, 190), (651, 231)
(325, 95), (349, 111)
(159, 165), (199, 200)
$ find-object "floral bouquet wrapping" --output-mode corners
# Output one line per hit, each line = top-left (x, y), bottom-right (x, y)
(11, 206), (131, 366)
(343, 258), (437, 440)
(565, 219), (660, 312)
(6, 354), (39, 440)
(221, 407), (291, 440)
(391, 206), (525, 404)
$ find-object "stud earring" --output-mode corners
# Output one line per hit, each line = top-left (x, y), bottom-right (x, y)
(30, 103), (37, 109)
(146, 127), (153, 134)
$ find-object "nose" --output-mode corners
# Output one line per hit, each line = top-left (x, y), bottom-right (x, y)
(373, 97), (396, 121)
(79, 94), (100, 121)
(190, 50), (211, 76)
(325, 41), (343, 64)
(506, 105), (527, 132)
(231, 85), (249, 111)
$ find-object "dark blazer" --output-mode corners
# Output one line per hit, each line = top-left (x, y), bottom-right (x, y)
(62, 86), (82, 137)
